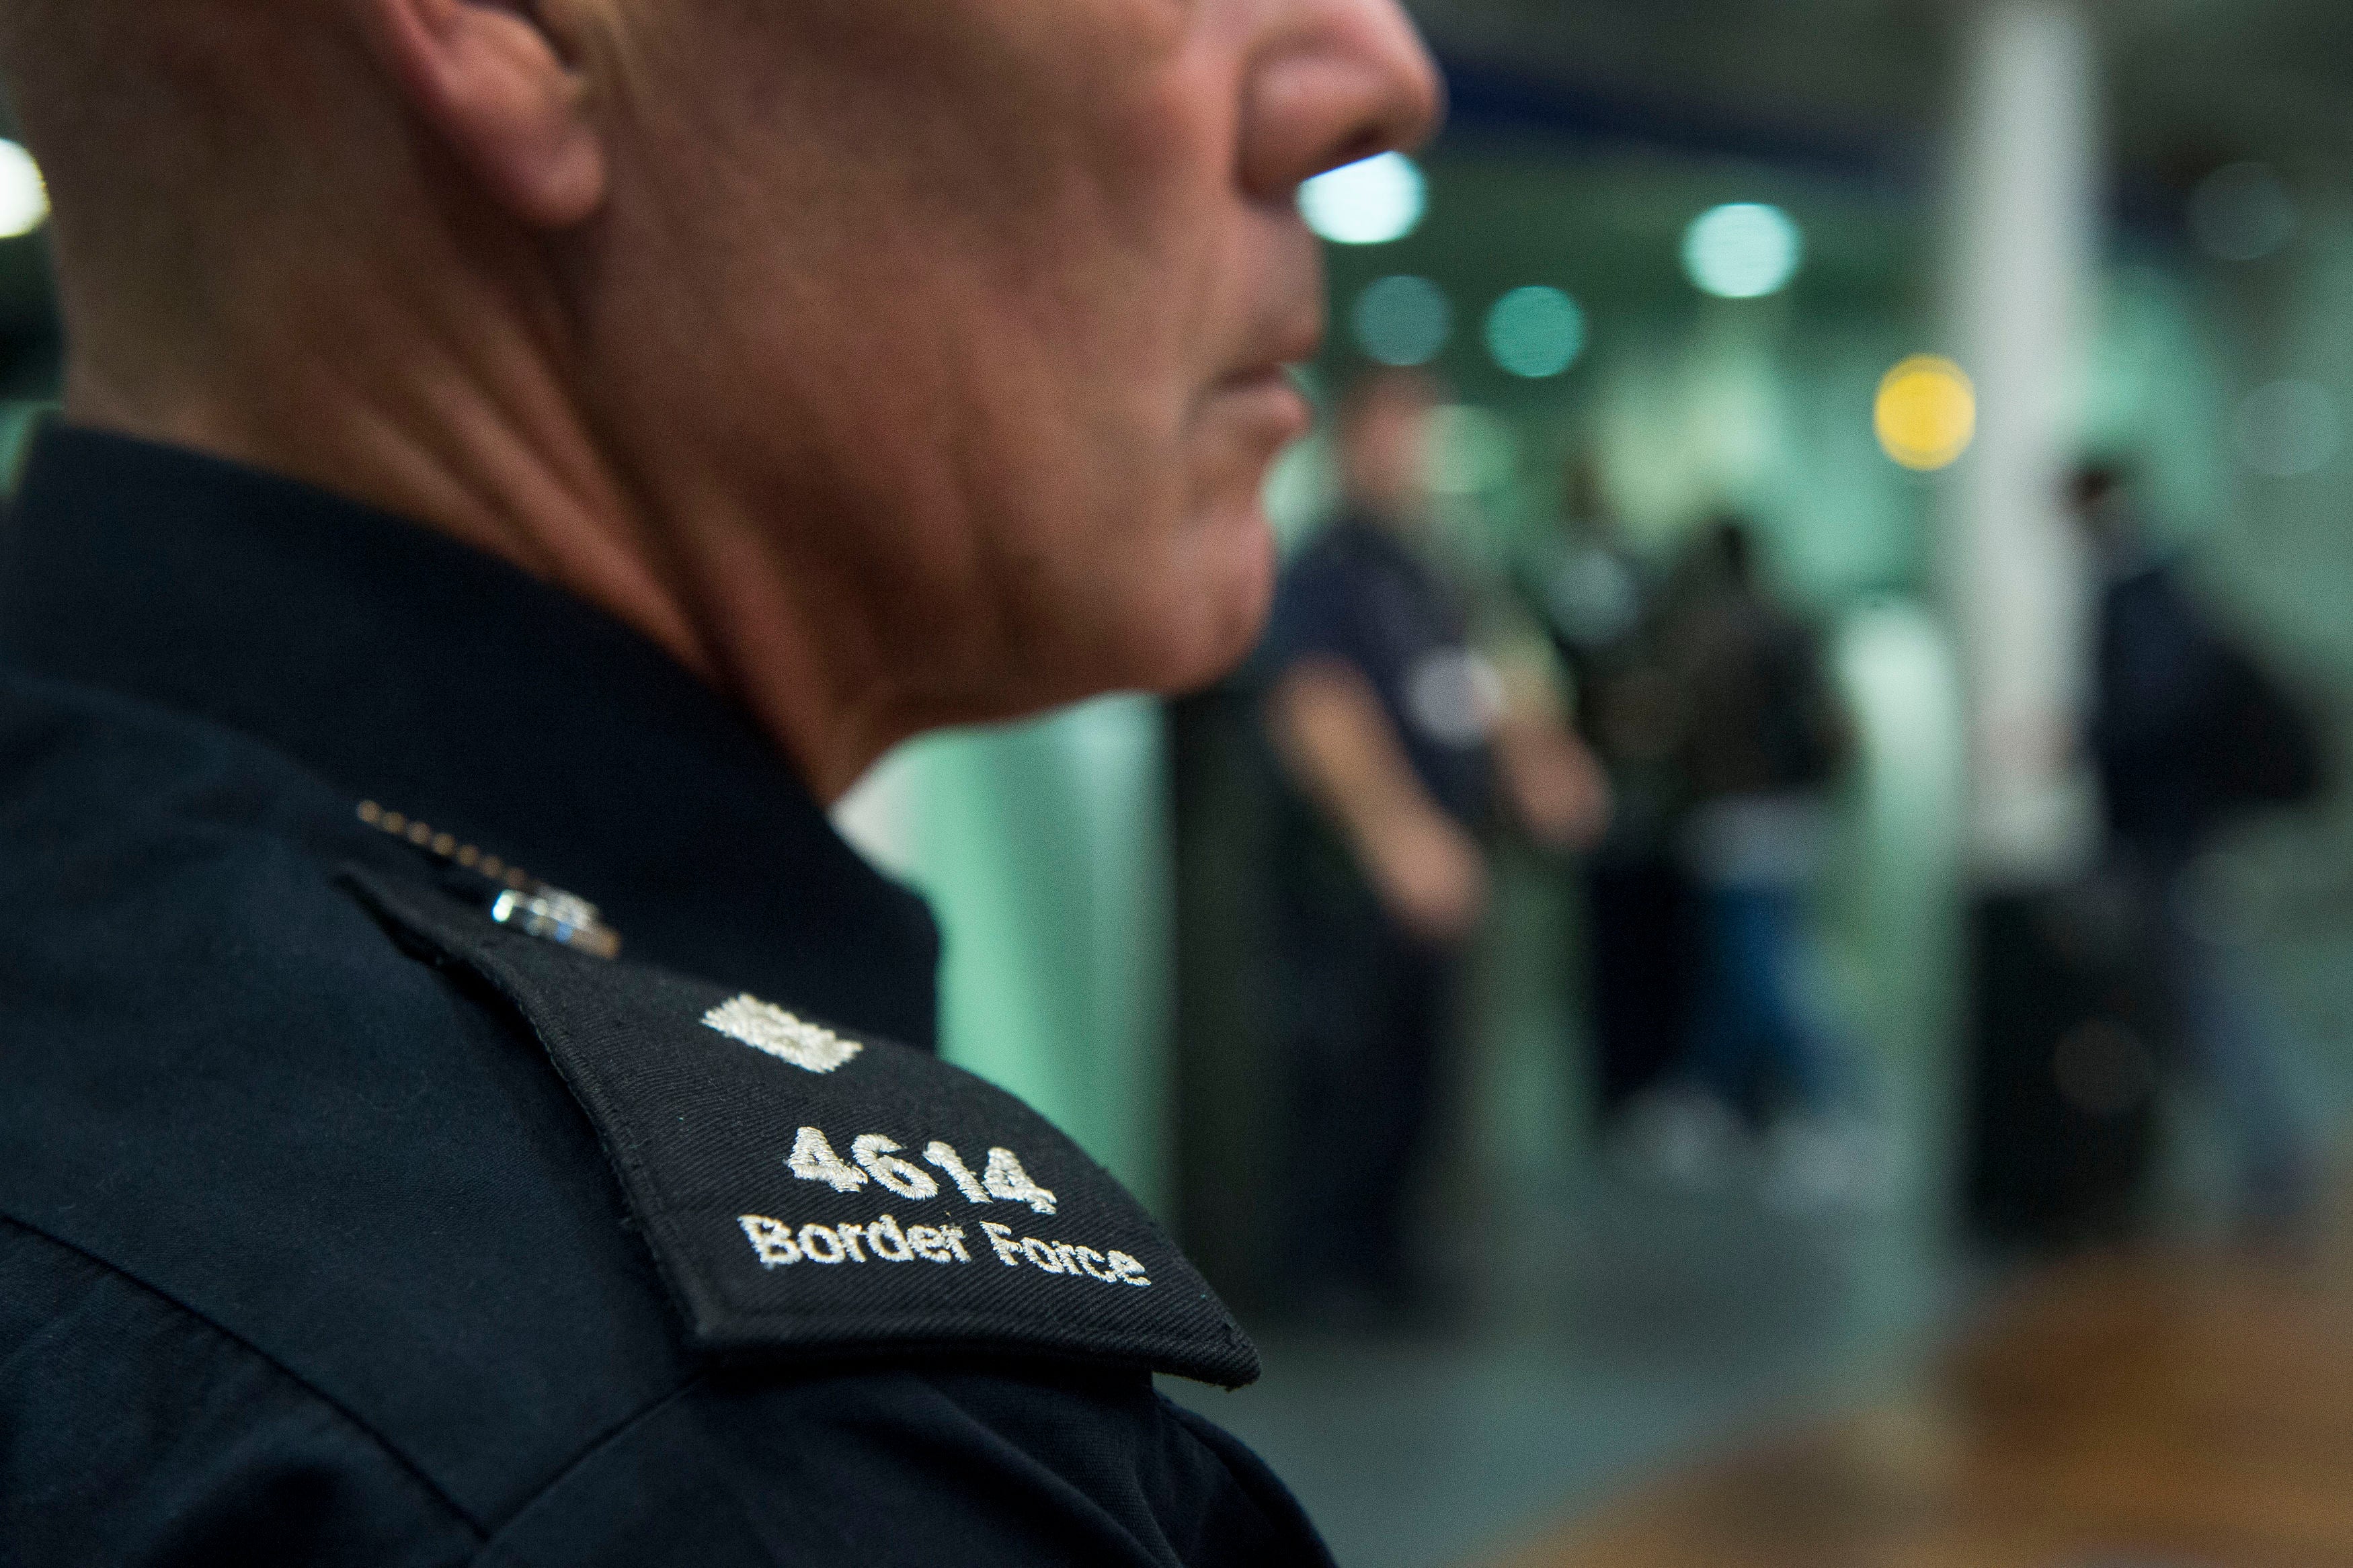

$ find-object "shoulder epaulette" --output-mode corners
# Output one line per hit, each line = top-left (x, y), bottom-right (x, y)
(343, 869), (1259, 1389)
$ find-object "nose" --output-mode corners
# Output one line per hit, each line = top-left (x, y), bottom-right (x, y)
(1238, 0), (1445, 204)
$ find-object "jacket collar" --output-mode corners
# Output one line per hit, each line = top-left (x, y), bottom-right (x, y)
(1, 425), (941, 1048)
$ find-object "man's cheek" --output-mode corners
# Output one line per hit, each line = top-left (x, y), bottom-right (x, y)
(1062, 56), (1230, 245)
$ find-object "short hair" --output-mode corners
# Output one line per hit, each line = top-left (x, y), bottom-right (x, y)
(0, 3), (392, 362)
(0, 0), (73, 91)
(0, 2), (175, 183)
(2068, 459), (2129, 514)
(0, 4), (222, 302)
(1704, 513), (1756, 586)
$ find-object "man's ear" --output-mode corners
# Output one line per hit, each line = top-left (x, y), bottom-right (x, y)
(361, 0), (608, 229)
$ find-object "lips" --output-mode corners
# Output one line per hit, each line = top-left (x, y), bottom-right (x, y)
(1209, 266), (1323, 442)
(1218, 308), (1322, 419)
(1213, 365), (1314, 446)
(1250, 307), (1326, 380)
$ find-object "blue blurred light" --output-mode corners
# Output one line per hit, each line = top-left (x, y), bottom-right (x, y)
(1484, 286), (1585, 378)
(1300, 153), (1426, 246)
(1683, 203), (1802, 299)
(1353, 276), (1451, 366)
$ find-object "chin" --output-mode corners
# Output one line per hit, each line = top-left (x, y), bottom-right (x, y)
(1000, 453), (1281, 710)
(1125, 495), (1279, 696)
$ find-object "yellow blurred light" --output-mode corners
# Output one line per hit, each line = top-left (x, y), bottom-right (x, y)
(1875, 355), (1976, 471)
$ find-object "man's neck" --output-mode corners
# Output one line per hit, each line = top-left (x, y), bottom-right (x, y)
(56, 303), (889, 804)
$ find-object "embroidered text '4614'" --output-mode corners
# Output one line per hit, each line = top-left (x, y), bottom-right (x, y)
(779, 1126), (1058, 1214)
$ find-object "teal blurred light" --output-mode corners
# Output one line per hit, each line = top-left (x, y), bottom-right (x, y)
(2233, 379), (2340, 478)
(1353, 276), (1451, 366)
(1299, 152), (1426, 246)
(1484, 286), (1585, 378)
(1682, 202), (1803, 299)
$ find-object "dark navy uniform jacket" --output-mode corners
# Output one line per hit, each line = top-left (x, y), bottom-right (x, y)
(1259, 515), (1492, 835)
(0, 428), (1325, 1566)
(1255, 514), (1494, 930)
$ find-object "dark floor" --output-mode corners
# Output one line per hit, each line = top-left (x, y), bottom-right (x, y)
(1167, 1169), (1976, 1568)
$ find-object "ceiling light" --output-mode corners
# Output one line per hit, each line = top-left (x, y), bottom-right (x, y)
(1300, 153), (1426, 247)
(1875, 356), (1976, 471)
(2234, 380), (2340, 477)
(1683, 202), (1802, 300)
(0, 140), (48, 241)
(1353, 275), (1451, 366)
(1485, 287), (1586, 379)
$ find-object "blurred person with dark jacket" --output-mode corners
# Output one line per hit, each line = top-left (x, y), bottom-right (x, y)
(1523, 456), (1698, 1123)
(1257, 371), (1602, 1320)
(1626, 519), (1864, 1209)
(2075, 463), (2323, 1232)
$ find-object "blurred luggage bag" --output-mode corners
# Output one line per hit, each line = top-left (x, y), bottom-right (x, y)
(1964, 881), (2164, 1249)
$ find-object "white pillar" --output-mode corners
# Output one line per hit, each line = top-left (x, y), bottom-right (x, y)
(1943, 0), (2104, 886)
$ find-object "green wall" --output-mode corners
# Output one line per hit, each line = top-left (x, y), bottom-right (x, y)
(838, 698), (1178, 1216)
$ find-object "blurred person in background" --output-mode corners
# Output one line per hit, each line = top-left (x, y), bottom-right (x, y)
(0, 0), (1443, 1560)
(1259, 370), (1605, 1323)
(1624, 518), (1866, 1210)
(2073, 462), (2325, 1235)
(1523, 456), (1698, 1128)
